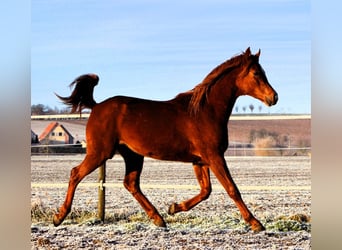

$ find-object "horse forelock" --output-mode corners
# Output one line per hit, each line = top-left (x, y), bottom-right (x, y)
(188, 52), (248, 115)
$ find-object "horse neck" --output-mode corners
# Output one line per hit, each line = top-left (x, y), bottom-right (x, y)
(205, 73), (239, 123)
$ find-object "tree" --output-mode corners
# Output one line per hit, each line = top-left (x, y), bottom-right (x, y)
(242, 106), (246, 113)
(31, 104), (55, 115)
(235, 106), (239, 113)
(249, 104), (254, 113)
(258, 105), (262, 113)
(31, 104), (46, 115)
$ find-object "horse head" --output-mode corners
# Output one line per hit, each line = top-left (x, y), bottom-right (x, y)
(237, 47), (278, 106)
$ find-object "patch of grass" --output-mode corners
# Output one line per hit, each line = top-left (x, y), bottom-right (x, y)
(67, 209), (97, 225)
(266, 213), (311, 232)
(31, 199), (97, 225)
(31, 199), (151, 227)
(31, 200), (56, 223)
(31, 200), (311, 233)
(165, 212), (311, 233)
(165, 212), (246, 231)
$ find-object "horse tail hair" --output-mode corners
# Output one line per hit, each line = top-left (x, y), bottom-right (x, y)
(55, 73), (99, 113)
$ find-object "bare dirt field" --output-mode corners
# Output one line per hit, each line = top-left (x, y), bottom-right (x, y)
(31, 155), (311, 249)
(228, 118), (311, 146)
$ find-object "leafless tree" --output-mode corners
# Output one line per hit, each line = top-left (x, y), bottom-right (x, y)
(249, 104), (254, 113)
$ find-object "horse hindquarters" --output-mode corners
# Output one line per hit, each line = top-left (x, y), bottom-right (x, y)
(53, 104), (121, 226)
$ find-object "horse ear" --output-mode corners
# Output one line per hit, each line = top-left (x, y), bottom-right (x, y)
(255, 49), (261, 58)
(245, 47), (251, 56)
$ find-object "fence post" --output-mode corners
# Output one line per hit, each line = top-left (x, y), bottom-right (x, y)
(98, 162), (106, 222)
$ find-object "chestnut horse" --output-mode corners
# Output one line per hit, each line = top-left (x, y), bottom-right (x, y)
(53, 47), (278, 232)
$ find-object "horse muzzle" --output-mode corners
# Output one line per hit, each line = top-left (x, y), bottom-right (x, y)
(265, 92), (278, 106)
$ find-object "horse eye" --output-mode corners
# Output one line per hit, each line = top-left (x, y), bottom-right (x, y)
(253, 71), (260, 77)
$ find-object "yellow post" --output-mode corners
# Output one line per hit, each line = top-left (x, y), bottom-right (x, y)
(98, 162), (106, 222)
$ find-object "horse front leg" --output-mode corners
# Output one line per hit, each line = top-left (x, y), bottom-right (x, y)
(53, 155), (103, 226)
(119, 145), (166, 227)
(168, 164), (211, 215)
(209, 156), (265, 232)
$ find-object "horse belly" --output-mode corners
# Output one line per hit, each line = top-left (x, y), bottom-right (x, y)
(122, 142), (198, 163)
(119, 120), (197, 162)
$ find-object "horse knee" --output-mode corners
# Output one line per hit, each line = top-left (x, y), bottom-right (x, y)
(227, 186), (241, 200)
(69, 156), (100, 184)
(69, 167), (80, 183)
(123, 176), (139, 195)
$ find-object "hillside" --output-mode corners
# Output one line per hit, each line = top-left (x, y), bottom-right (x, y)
(228, 118), (311, 146)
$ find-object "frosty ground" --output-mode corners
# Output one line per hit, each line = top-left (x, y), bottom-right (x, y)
(31, 155), (311, 249)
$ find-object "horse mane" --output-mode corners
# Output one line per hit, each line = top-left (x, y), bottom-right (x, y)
(188, 50), (250, 115)
(55, 74), (99, 113)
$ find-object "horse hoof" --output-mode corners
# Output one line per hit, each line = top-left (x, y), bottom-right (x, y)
(251, 223), (265, 232)
(153, 218), (167, 228)
(168, 203), (178, 215)
(53, 214), (62, 227)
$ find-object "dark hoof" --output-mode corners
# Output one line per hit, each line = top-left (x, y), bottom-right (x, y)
(53, 214), (62, 227)
(153, 218), (167, 228)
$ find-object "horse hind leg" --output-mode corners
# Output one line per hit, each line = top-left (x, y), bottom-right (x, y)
(53, 154), (106, 226)
(168, 164), (211, 215)
(118, 145), (166, 227)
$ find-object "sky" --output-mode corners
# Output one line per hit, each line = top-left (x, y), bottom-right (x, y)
(31, 0), (310, 114)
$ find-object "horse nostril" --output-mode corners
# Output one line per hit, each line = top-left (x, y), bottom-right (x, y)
(274, 93), (278, 104)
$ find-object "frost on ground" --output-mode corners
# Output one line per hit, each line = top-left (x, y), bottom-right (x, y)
(31, 156), (311, 249)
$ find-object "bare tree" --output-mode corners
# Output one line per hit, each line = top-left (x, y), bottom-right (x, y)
(249, 104), (254, 113)
(31, 104), (47, 115)
(31, 104), (57, 115)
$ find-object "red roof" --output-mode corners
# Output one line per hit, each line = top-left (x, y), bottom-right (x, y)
(39, 122), (58, 141)
(39, 122), (74, 141)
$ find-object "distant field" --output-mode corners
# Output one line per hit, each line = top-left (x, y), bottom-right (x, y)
(228, 118), (310, 146)
(31, 117), (311, 147)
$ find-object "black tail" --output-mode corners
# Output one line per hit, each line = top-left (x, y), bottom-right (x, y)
(56, 74), (99, 113)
